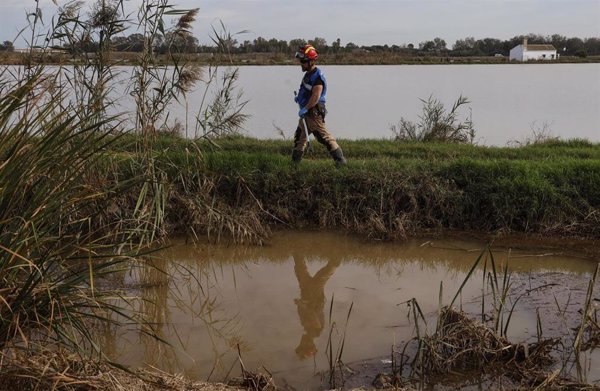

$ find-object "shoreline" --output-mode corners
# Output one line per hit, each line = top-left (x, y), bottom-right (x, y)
(1, 51), (599, 66)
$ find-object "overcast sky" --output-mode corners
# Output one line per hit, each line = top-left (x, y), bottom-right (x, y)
(1, 0), (598, 48)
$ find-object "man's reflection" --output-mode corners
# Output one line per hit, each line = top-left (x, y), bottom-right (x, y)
(293, 254), (341, 359)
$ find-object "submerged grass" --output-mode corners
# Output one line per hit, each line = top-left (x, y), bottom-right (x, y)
(382, 247), (599, 391)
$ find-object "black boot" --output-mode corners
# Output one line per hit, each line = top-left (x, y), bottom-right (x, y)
(330, 148), (347, 166)
(292, 149), (303, 163)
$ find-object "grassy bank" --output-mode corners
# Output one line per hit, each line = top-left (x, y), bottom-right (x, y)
(108, 135), (600, 243)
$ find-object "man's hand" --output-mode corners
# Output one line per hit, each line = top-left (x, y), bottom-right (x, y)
(298, 107), (308, 118)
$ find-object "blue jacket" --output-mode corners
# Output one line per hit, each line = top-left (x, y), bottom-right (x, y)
(297, 68), (327, 108)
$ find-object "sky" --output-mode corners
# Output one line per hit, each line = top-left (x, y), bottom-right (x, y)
(0, 0), (598, 48)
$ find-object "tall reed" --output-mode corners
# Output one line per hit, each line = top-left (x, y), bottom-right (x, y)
(1, 0), (249, 368)
(51, 0), (127, 128)
(0, 71), (147, 353)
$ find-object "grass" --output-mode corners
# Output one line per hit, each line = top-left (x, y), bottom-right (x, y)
(114, 134), (600, 161)
(99, 134), (600, 243)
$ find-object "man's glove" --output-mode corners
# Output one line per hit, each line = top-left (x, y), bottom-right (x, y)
(298, 107), (308, 118)
(294, 95), (299, 104)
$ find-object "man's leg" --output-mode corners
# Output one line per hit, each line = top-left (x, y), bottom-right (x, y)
(292, 119), (308, 163)
(305, 114), (347, 165)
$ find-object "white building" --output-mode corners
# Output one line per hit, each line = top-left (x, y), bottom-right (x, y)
(509, 38), (558, 61)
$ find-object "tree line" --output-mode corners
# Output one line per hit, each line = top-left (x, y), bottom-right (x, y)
(1, 33), (598, 57)
(210, 34), (600, 57)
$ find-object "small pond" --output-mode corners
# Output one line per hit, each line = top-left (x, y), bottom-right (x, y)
(103, 231), (600, 390)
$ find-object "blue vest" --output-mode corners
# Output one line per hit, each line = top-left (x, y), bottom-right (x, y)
(297, 68), (327, 107)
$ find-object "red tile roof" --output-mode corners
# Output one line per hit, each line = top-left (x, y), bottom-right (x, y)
(525, 44), (556, 51)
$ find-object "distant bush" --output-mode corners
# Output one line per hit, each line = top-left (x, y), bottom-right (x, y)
(391, 95), (475, 143)
(0, 40), (14, 52)
(508, 121), (560, 147)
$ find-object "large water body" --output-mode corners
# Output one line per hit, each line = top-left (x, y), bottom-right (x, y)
(170, 64), (599, 146)
(8, 64), (599, 145)
(105, 231), (600, 390)
(34, 63), (598, 146)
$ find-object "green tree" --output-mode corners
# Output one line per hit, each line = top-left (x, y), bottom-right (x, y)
(111, 33), (145, 52)
(253, 36), (269, 52)
(265, 38), (287, 52)
(420, 38), (446, 51)
(311, 37), (327, 52)
(433, 37), (447, 51)
(240, 39), (252, 53)
(331, 38), (341, 53)
(0, 41), (14, 52)
(289, 38), (307, 51)
(584, 37), (600, 56)
(452, 37), (476, 55)
(475, 38), (503, 55)
(565, 37), (585, 55)
(345, 42), (358, 51)
(550, 34), (568, 52)
(160, 32), (199, 53)
(420, 40), (435, 51)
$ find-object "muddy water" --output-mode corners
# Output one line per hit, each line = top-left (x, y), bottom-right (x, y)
(104, 231), (599, 389)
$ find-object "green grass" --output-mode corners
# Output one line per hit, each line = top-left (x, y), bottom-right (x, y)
(114, 134), (600, 161)
(104, 134), (600, 241)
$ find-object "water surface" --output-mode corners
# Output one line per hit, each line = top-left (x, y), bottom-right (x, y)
(11, 64), (598, 145)
(231, 64), (599, 146)
(104, 231), (599, 389)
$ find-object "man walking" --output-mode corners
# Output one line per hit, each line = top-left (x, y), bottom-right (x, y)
(293, 44), (347, 165)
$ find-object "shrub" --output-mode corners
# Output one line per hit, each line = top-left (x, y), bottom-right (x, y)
(391, 95), (475, 143)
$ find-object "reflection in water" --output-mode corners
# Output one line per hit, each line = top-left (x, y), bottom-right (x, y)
(102, 231), (598, 389)
(293, 254), (341, 359)
(138, 259), (177, 373)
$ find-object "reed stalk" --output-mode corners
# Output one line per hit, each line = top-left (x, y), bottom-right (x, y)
(0, 1), (249, 383)
(0, 71), (149, 355)
(324, 294), (354, 389)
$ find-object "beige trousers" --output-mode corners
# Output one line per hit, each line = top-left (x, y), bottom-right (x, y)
(293, 107), (340, 153)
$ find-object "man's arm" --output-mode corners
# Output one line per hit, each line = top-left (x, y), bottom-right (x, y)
(305, 84), (323, 110)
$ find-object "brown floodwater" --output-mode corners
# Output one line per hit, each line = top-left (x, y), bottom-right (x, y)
(102, 230), (600, 390)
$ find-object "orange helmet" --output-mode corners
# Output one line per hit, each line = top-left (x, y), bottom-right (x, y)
(295, 44), (318, 61)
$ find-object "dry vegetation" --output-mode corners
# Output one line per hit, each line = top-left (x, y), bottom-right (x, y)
(0, 349), (247, 391)
(366, 252), (600, 391)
